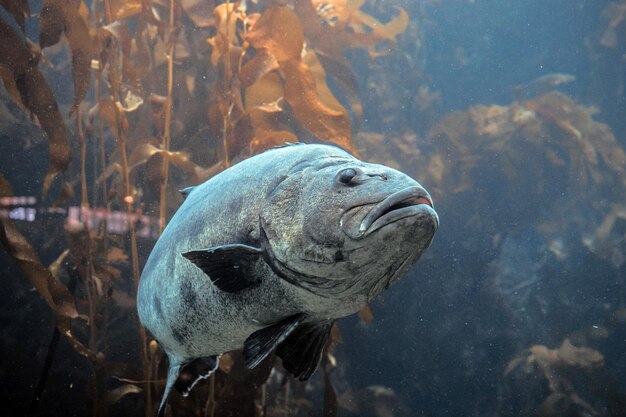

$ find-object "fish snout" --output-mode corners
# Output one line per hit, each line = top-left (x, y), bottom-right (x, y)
(340, 186), (438, 240)
(359, 186), (437, 236)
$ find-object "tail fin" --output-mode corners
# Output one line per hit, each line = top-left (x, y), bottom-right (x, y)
(156, 360), (182, 417)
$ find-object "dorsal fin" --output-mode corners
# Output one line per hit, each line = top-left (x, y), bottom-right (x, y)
(182, 244), (263, 292)
(179, 186), (196, 199)
(273, 141), (304, 150)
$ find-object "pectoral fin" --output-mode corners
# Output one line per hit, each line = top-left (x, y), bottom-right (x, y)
(276, 321), (333, 380)
(182, 244), (263, 292)
(243, 313), (306, 369)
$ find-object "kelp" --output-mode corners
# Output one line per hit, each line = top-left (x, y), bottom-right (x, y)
(504, 339), (606, 417)
(107, 0), (143, 21)
(359, 92), (626, 265)
(0, 176), (97, 363)
(39, 0), (92, 111)
(337, 385), (410, 417)
(0, 0), (29, 31)
(0, 21), (71, 197)
(0, 177), (78, 321)
(201, 0), (408, 160)
(505, 339), (604, 378)
(295, 0), (408, 59)
(0, 0), (411, 416)
(244, 7), (354, 153)
(127, 143), (206, 180)
(600, 1), (626, 48)
(586, 204), (626, 267)
(354, 88), (626, 415)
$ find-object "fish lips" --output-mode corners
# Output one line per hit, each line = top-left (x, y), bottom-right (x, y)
(340, 186), (439, 240)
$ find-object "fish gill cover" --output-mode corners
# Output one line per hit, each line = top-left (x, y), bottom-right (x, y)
(1, 0), (626, 416)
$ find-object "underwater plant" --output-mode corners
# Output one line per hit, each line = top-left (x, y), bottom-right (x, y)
(360, 92), (626, 266)
(356, 88), (626, 416)
(600, 1), (626, 48)
(503, 339), (606, 417)
(0, 0), (411, 416)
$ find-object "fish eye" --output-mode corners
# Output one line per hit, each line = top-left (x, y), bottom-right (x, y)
(337, 168), (358, 185)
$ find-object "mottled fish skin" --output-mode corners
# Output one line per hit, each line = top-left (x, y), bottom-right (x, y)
(137, 143), (438, 416)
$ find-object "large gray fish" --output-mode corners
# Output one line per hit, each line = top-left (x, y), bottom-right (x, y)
(137, 143), (439, 416)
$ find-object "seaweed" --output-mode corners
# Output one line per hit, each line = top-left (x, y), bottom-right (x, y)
(0, 177), (82, 330)
(0, 0), (410, 416)
(503, 339), (605, 417)
(359, 92), (626, 265)
(600, 1), (626, 48)
(502, 302), (626, 417)
(0, 21), (71, 197)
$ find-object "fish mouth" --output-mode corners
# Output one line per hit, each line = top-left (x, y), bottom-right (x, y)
(341, 186), (438, 240)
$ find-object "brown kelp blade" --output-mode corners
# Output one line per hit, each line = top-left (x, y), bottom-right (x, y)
(0, 177), (78, 320)
(39, 0), (92, 112)
(0, 22), (71, 198)
(244, 7), (356, 154)
(0, 177), (96, 362)
(0, 0), (30, 31)
(24, 70), (72, 196)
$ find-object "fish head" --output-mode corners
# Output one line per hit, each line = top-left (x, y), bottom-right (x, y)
(260, 152), (438, 299)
